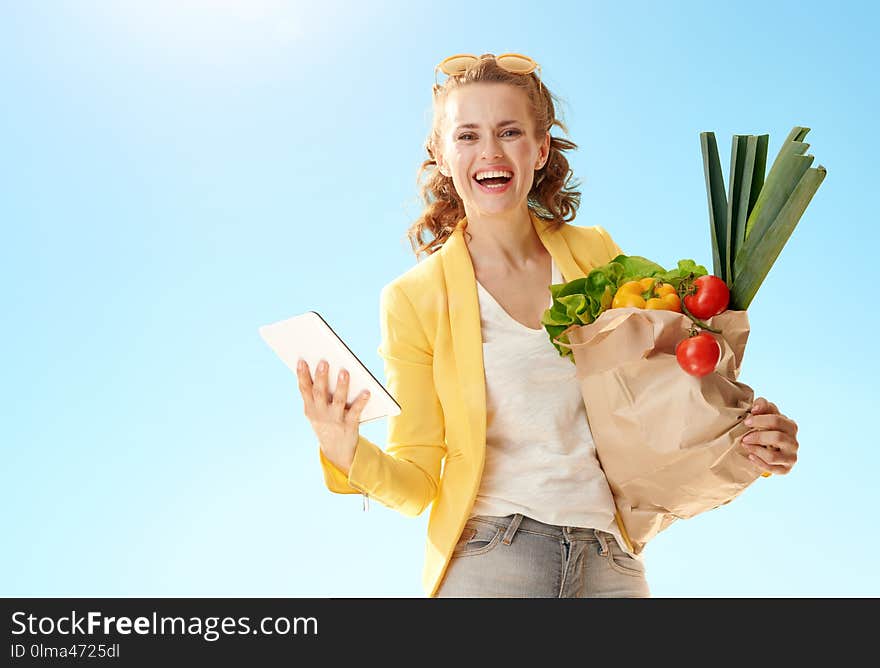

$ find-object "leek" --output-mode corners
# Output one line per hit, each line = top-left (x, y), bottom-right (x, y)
(700, 132), (729, 283)
(699, 126), (826, 311)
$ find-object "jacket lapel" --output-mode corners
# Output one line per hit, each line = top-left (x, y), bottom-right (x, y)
(532, 210), (587, 283)
(439, 209), (588, 459)
(440, 216), (487, 459)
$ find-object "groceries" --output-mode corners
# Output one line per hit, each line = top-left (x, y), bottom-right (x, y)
(534, 126), (826, 551)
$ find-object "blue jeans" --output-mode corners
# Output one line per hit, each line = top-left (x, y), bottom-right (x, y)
(435, 513), (651, 598)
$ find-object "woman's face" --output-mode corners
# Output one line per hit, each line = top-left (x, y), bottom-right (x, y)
(437, 82), (550, 218)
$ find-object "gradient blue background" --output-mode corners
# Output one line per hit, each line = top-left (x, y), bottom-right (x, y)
(2, 0), (876, 597)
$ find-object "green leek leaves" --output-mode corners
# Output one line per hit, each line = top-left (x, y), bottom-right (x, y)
(700, 126), (826, 311)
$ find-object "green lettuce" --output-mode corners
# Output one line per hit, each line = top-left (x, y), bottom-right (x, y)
(541, 255), (708, 360)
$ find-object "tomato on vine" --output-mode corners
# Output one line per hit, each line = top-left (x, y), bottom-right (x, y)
(682, 275), (729, 320)
(675, 331), (720, 377)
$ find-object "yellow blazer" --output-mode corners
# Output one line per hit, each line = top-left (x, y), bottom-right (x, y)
(318, 208), (629, 597)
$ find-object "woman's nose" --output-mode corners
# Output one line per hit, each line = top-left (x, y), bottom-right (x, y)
(481, 138), (503, 158)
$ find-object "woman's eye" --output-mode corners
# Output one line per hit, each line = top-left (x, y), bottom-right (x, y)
(457, 129), (520, 141)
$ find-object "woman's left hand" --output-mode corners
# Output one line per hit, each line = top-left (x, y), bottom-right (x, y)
(740, 396), (799, 475)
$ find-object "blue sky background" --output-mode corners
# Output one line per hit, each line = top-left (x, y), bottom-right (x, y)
(2, 0), (877, 597)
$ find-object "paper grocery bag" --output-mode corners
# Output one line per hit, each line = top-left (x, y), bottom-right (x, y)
(554, 307), (761, 554)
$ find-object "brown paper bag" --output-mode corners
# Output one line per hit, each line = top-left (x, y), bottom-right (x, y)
(554, 307), (761, 554)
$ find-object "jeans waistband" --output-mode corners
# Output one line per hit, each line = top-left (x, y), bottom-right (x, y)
(468, 513), (606, 543)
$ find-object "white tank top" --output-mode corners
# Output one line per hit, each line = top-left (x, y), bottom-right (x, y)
(470, 256), (633, 555)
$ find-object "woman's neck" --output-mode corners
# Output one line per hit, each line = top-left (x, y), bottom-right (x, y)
(463, 209), (546, 273)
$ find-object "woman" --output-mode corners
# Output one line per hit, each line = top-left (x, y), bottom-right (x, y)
(296, 53), (800, 598)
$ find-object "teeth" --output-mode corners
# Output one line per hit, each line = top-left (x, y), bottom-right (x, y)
(475, 169), (513, 181)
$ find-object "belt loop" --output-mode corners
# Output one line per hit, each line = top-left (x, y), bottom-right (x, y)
(501, 513), (523, 545)
(594, 528), (610, 555)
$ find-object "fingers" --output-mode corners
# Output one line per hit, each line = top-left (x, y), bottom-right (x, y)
(297, 359), (367, 421)
(312, 359), (329, 402)
(745, 448), (796, 476)
(296, 359), (314, 412)
(741, 430), (798, 475)
(741, 438), (797, 462)
(751, 396), (779, 415)
(297, 359), (335, 404)
(742, 428), (797, 450)
(742, 398), (800, 476)
(345, 388), (372, 424)
(330, 368), (350, 414)
(743, 412), (796, 435)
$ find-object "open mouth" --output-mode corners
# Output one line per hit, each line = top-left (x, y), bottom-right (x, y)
(473, 174), (513, 191)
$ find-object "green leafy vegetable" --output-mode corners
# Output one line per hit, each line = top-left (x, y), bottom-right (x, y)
(700, 125), (826, 311)
(542, 256), (708, 360)
(700, 132), (729, 283)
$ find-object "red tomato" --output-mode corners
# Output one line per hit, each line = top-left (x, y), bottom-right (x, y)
(683, 275), (730, 320)
(675, 332), (720, 377)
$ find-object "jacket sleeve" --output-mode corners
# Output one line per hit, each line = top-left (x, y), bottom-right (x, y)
(317, 281), (446, 517)
(593, 225), (625, 261)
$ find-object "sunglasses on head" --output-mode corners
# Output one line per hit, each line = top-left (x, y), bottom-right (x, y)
(434, 53), (541, 90)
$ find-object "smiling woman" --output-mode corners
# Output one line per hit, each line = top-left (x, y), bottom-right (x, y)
(408, 53), (581, 258)
(305, 51), (648, 599)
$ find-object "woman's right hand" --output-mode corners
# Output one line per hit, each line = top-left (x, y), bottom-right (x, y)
(296, 358), (371, 474)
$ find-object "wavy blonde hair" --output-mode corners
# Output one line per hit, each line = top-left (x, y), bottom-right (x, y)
(406, 53), (582, 260)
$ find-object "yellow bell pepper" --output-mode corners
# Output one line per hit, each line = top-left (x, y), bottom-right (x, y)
(612, 277), (681, 312)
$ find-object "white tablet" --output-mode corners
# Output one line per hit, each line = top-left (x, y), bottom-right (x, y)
(259, 311), (401, 424)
